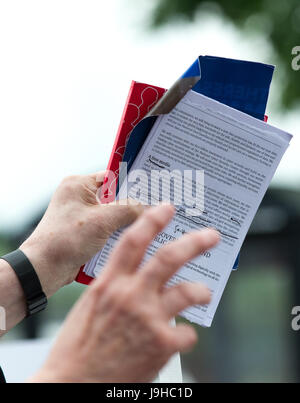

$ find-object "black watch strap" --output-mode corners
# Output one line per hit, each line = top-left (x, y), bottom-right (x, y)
(0, 249), (47, 317)
(0, 366), (6, 383)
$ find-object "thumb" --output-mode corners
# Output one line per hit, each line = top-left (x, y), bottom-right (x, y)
(96, 198), (146, 234)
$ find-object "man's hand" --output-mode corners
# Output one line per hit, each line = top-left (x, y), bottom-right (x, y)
(20, 172), (144, 296)
(30, 205), (219, 383)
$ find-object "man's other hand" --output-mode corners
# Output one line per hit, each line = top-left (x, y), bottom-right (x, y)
(30, 205), (219, 383)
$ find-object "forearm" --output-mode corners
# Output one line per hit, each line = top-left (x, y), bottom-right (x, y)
(0, 259), (26, 336)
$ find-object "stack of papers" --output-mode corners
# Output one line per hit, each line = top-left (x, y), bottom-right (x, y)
(83, 89), (292, 327)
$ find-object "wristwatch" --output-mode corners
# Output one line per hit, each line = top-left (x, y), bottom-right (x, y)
(0, 249), (48, 317)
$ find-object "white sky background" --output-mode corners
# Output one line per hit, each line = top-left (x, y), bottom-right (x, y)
(0, 0), (299, 233)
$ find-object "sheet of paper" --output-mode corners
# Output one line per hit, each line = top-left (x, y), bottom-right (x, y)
(85, 90), (292, 327)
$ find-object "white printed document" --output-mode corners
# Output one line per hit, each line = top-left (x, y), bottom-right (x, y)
(84, 90), (292, 327)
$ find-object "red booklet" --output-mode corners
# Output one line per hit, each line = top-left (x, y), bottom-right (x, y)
(76, 81), (166, 285)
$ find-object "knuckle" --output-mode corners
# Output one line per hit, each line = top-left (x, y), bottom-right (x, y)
(126, 202), (144, 218)
(118, 287), (136, 304)
(88, 276), (144, 319)
(178, 283), (199, 305)
(123, 228), (142, 249)
(59, 175), (80, 193)
(143, 208), (166, 231)
(61, 175), (79, 185)
(156, 247), (178, 268)
(107, 281), (138, 308)
(152, 327), (174, 352)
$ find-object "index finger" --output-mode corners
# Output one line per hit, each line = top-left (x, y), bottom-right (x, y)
(105, 204), (175, 276)
(140, 228), (220, 289)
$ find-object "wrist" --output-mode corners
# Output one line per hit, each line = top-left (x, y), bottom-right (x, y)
(0, 259), (27, 332)
(19, 240), (66, 298)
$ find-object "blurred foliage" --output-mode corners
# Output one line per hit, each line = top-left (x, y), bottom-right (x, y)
(151, 0), (300, 109)
(0, 235), (13, 256)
